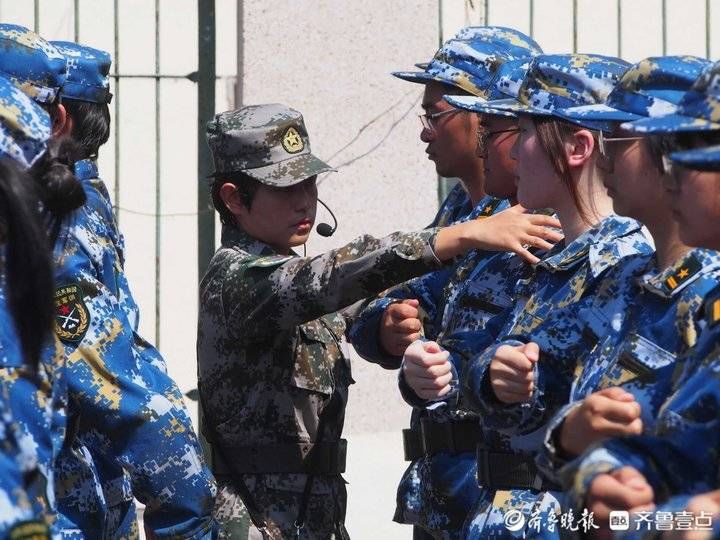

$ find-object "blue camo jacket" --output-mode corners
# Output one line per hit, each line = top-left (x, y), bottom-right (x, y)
(458, 215), (654, 539)
(565, 279), (720, 537)
(51, 164), (216, 539)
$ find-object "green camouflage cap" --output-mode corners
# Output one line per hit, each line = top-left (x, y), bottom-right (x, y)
(206, 103), (335, 187)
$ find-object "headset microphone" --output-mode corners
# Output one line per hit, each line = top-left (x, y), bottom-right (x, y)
(315, 198), (338, 237)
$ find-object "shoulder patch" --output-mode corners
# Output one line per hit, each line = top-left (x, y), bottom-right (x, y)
(54, 284), (90, 343)
(664, 254), (702, 293)
(9, 520), (49, 540)
(246, 255), (294, 268)
(479, 198), (503, 217)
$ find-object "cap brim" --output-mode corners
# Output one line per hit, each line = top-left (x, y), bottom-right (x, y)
(414, 62), (430, 70)
(392, 70), (435, 85)
(243, 153), (336, 187)
(444, 95), (518, 118)
(621, 113), (720, 134)
(556, 103), (642, 124)
(670, 145), (720, 170)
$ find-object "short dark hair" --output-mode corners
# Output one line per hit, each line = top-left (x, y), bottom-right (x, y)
(210, 171), (262, 226)
(63, 98), (111, 159)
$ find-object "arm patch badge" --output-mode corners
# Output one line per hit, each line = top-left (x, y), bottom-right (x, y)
(9, 520), (49, 540)
(54, 284), (90, 343)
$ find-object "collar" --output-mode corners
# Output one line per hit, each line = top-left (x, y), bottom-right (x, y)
(468, 195), (508, 219)
(639, 248), (720, 298)
(74, 159), (99, 181)
(220, 224), (281, 257)
(538, 215), (647, 276)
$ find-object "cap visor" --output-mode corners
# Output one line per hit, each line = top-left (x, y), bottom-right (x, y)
(392, 70), (434, 84)
(414, 62), (430, 70)
(670, 145), (720, 169)
(556, 103), (642, 124)
(243, 153), (336, 187)
(621, 113), (720, 133)
(444, 95), (518, 117)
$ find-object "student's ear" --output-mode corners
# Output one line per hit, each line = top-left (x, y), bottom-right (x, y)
(51, 102), (72, 138)
(566, 129), (596, 169)
(219, 182), (248, 218)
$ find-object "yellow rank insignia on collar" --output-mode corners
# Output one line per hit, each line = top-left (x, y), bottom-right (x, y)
(9, 520), (49, 540)
(706, 296), (720, 327)
(54, 284), (90, 343)
(479, 198), (501, 217)
(282, 126), (304, 154)
(664, 255), (702, 293)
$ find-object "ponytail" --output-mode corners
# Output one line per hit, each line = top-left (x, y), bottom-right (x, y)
(0, 158), (54, 369)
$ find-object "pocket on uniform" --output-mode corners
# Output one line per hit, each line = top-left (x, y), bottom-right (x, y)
(292, 320), (335, 395)
(602, 333), (676, 387)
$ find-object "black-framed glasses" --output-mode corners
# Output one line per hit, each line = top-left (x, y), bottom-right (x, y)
(419, 108), (461, 132)
(476, 126), (521, 157)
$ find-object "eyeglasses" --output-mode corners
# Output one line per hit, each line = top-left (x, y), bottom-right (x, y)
(419, 108), (461, 132)
(476, 126), (521, 157)
(597, 132), (644, 157)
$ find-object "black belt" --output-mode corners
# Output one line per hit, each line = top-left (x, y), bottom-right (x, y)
(476, 448), (557, 491)
(211, 440), (347, 475)
(402, 418), (482, 461)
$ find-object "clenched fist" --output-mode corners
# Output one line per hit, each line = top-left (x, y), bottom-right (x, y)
(403, 340), (453, 400)
(380, 299), (422, 356)
(489, 342), (540, 403)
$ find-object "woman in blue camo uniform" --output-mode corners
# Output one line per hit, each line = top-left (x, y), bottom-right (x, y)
(566, 60), (720, 539)
(528, 55), (718, 525)
(402, 53), (658, 539)
(0, 74), (86, 538)
(0, 24), (218, 538)
(349, 31), (548, 540)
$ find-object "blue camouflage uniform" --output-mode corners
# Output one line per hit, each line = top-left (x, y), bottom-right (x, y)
(0, 27), (217, 538)
(352, 31), (542, 538)
(432, 54), (654, 539)
(564, 59), (720, 538)
(48, 40), (150, 539)
(532, 55), (714, 485)
(0, 73), (54, 540)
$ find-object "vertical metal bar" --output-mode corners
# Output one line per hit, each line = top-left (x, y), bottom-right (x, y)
(706, 0), (711, 59)
(198, 0), (216, 278)
(529, 0), (534, 37)
(113, 0), (121, 225)
(154, 0), (161, 347)
(572, 0), (578, 53)
(33, 0), (39, 32)
(661, 0), (667, 55)
(617, 0), (622, 57)
(74, 0), (80, 42)
(234, 0), (243, 109)
(438, 0), (443, 45)
(484, 0), (489, 25)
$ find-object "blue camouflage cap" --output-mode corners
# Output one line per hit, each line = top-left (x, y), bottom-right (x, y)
(0, 74), (51, 168)
(622, 60), (720, 133)
(444, 57), (533, 117)
(478, 54), (631, 132)
(556, 56), (710, 125)
(51, 41), (112, 104)
(0, 24), (66, 103)
(669, 145), (720, 170)
(411, 26), (542, 75)
(393, 27), (542, 99)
